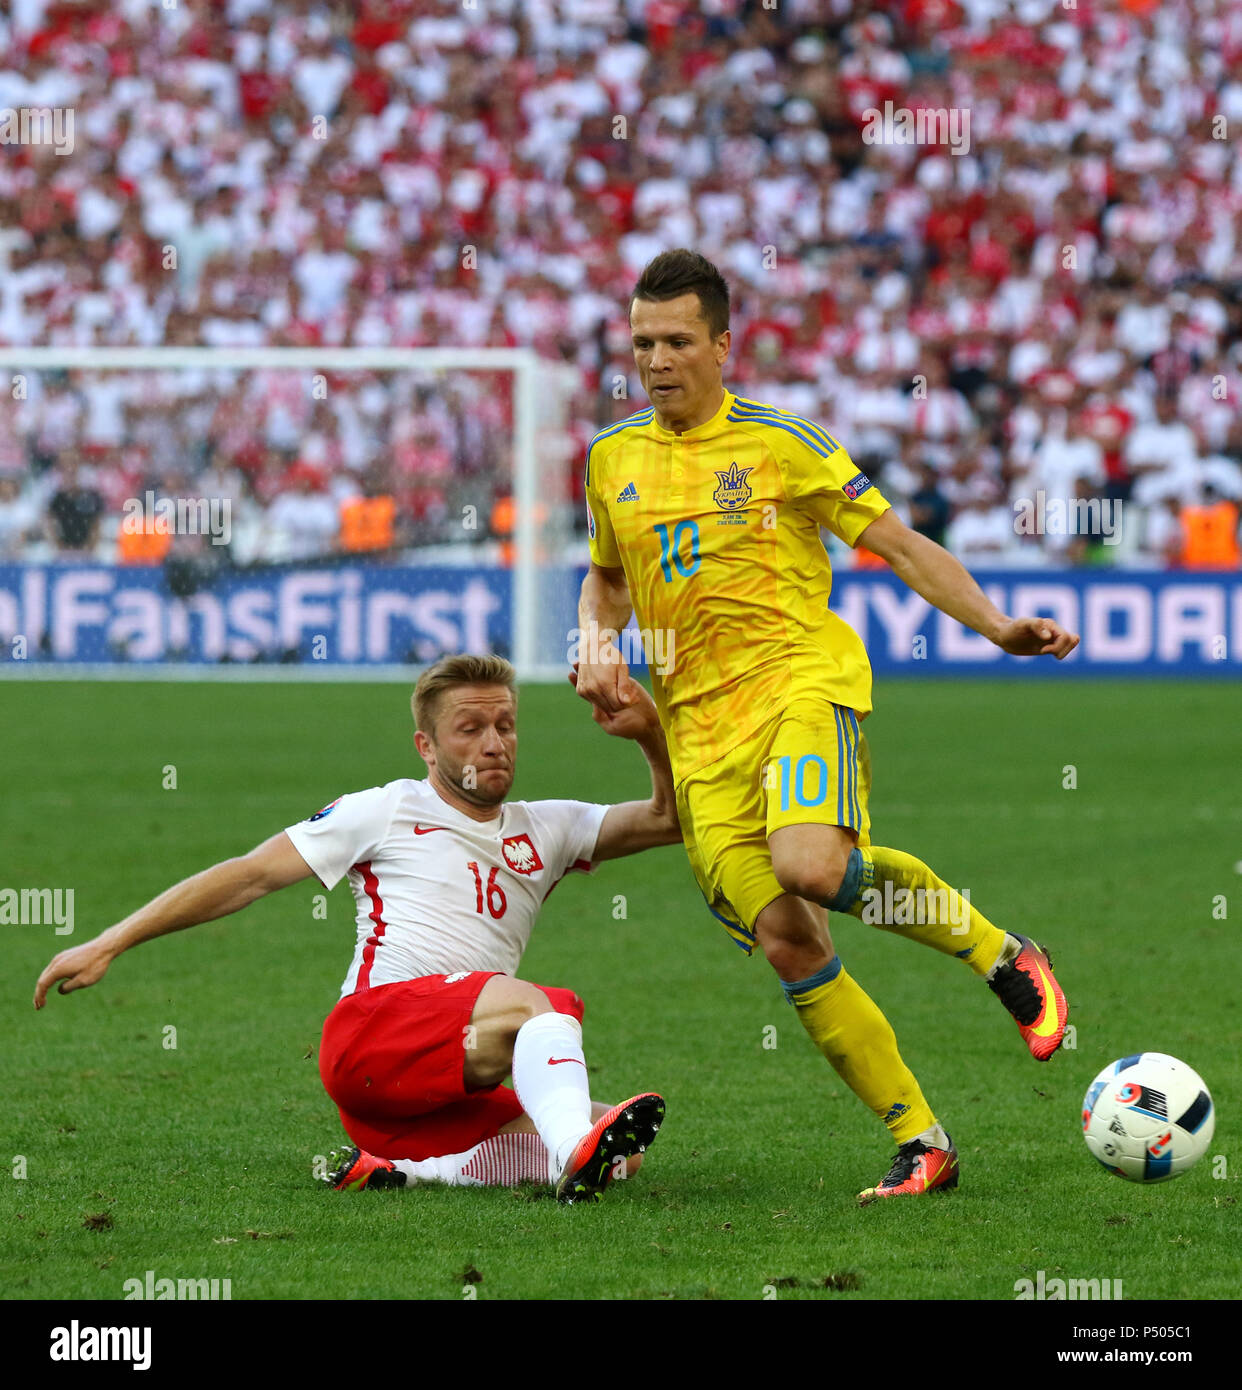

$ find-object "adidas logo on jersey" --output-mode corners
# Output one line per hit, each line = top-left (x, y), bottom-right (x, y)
(616, 481), (640, 503)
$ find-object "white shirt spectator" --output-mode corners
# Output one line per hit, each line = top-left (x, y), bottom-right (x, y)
(910, 387), (973, 441)
(1179, 372), (1237, 451)
(1028, 434), (1106, 549)
(1114, 300), (1170, 361)
(844, 381), (908, 457)
(80, 377), (132, 448)
(140, 173), (194, 243)
(1125, 418), (1199, 506)
(696, 189), (747, 242)
(1142, 499), (1183, 563)
(1030, 229), (1098, 283)
(854, 327), (919, 376)
(1199, 454), (1242, 502)
(292, 47), (352, 118)
(292, 247), (357, 322)
(0, 480), (41, 558)
(265, 489), (339, 562)
(1070, 342), (1125, 388)
(753, 379), (820, 420)
(946, 503), (1015, 563)
(597, 39), (648, 109)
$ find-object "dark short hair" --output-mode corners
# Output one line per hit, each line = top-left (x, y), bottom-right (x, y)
(630, 249), (730, 340)
(412, 654), (517, 736)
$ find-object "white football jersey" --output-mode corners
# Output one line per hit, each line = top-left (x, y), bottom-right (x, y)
(284, 779), (610, 996)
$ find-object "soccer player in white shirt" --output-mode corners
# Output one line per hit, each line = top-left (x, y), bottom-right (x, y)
(34, 655), (682, 1204)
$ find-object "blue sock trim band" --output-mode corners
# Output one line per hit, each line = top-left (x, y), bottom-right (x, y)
(780, 954), (843, 1004)
(826, 846), (864, 912)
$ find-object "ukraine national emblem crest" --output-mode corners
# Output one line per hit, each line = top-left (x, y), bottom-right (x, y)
(712, 461), (753, 511)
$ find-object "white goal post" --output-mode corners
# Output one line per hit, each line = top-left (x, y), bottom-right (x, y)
(0, 346), (583, 680)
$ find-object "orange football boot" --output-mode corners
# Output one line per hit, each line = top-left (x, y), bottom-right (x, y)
(324, 1145), (404, 1191)
(988, 933), (1069, 1060)
(858, 1134), (960, 1205)
(556, 1093), (665, 1204)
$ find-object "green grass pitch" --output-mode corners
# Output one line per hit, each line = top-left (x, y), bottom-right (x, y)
(2, 678), (1238, 1301)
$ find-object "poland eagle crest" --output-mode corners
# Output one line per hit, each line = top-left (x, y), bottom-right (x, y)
(501, 834), (543, 875)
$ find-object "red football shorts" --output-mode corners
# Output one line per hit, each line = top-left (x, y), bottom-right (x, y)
(319, 971), (584, 1161)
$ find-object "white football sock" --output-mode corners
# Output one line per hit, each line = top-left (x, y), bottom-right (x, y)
(511, 1011), (593, 1180)
(458, 1132), (550, 1186)
(389, 1132), (550, 1187)
(390, 1153), (464, 1185)
(984, 932), (1021, 980)
(911, 1122), (951, 1150)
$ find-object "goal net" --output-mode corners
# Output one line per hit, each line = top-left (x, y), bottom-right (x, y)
(0, 347), (583, 679)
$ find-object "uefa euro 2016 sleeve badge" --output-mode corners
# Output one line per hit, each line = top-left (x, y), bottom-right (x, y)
(843, 472), (873, 500)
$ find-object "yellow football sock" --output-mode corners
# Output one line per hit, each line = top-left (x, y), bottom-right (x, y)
(844, 845), (1007, 978)
(782, 956), (936, 1144)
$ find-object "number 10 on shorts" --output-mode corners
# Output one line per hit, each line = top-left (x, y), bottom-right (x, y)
(768, 754), (829, 811)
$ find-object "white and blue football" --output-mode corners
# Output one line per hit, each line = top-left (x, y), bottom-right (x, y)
(1082, 1052), (1215, 1183)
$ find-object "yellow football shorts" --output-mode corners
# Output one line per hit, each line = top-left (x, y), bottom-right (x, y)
(675, 700), (872, 953)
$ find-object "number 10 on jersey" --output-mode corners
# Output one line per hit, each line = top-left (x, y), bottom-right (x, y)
(653, 520), (700, 582)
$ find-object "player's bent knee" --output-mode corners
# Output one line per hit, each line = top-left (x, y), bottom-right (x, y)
(473, 974), (555, 1033)
(759, 938), (797, 980)
(772, 847), (863, 911)
(466, 977), (557, 1087)
(761, 938), (824, 984)
(753, 897), (835, 983)
(770, 823), (857, 903)
(509, 988), (556, 1029)
(772, 860), (844, 906)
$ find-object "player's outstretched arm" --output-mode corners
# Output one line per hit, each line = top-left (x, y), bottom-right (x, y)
(33, 832), (314, 1008)
(568, 668), (681, 859)
(575, 561), (635, 714)
(859, 510), (1080, 659)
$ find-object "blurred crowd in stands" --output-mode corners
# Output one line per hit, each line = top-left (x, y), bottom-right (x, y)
(0, 0), (1240, 570)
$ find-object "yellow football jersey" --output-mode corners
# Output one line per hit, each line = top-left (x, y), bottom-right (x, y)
(585, 388), (890, 783)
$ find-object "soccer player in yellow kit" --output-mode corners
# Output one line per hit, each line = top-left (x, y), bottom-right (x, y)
(576, 250), (1077, 1203)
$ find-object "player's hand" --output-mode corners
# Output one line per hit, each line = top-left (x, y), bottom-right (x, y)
(34, 937), (115, 1009)
(994, 616), (1080, 659)
(569, 665), (656, 739)
(572, 644), (633, 715)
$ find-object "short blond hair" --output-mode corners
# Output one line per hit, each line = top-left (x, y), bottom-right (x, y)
(412, 654), (517, 735)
